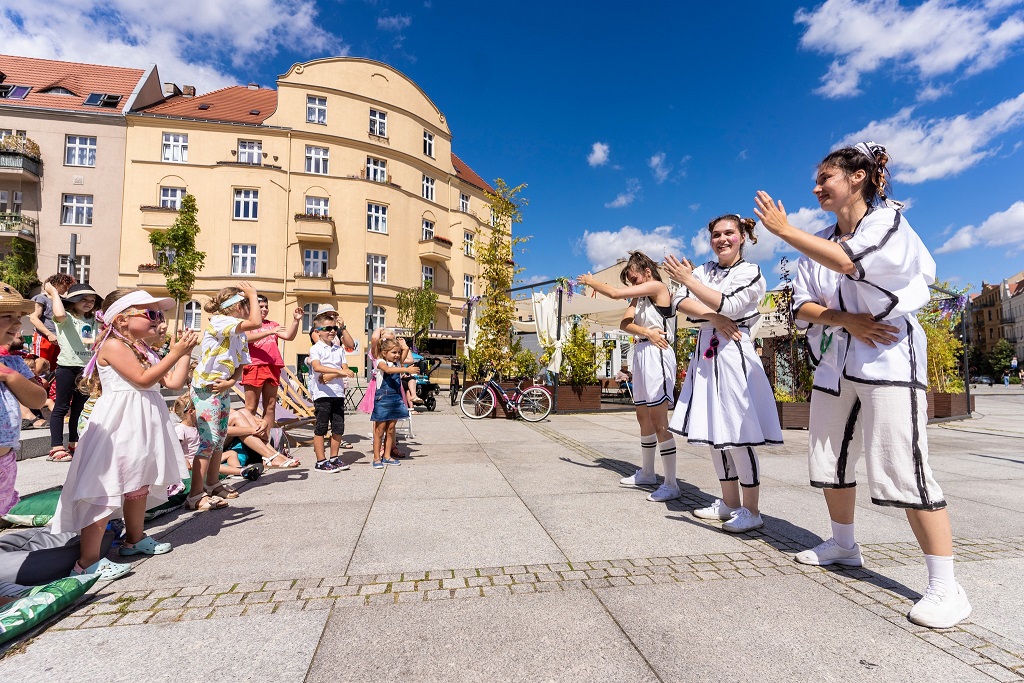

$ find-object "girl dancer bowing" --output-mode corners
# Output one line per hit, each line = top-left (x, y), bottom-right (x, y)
(664, 215), (782, 533)
(754, 142), (970, 628)
(579, 252), (680, 502)
(52, 289), (197, 580)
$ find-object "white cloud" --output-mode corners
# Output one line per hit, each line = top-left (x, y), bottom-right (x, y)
(917, 84), (951, 102)
(0, 0), (345, 93)
(936, 201), (1024, 253)
(796, 0), (1024, 98)
(737, 149), (749, 161)
(520, 274), (552, 286)
(604, 178), (641, 209)
(578, 225), (684, 270)
(841, 92), (1024, 183)
(648, 152), (671, 183)
(587, 142), (610, 167)
(377, 14), (412, 31)
(689, 203), (701, 212)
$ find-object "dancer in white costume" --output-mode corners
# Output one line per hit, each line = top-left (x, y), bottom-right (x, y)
(755, 142), (970, 629)
(665, 215), (782, 533)
(579, 252), (680, 502)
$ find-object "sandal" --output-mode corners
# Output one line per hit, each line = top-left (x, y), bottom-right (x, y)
(185, 492), (228, 511)
(71, 557), (132, 581)
(46, 447), (73, 463)
(30, 418), (48, 429)
(119, 535), (172, 556)
(205, 482), (240, 499)
(265, 455), (300, 469)
(340, 441), (355, 450)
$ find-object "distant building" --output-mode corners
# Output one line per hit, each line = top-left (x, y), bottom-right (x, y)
(971, 270), (1024, 355)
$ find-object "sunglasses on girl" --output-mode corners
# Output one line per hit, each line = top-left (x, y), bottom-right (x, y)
(316, 325), (339, 333)
(124, 308), (164, 322)
(704, 332), (720, 359)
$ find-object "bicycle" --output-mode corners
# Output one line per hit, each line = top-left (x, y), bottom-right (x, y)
(459, 372), (552, 422)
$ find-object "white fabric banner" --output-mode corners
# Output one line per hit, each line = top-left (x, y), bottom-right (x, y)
(532, 291), (564, 373)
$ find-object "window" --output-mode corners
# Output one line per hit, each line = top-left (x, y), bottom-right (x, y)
(184, 301), (202, 331)
(233, 189), (259, 220)
(237, 140), (262, 165)
(0, 85), (30, 100)
(160, 187), (185, 210)
(422, 175), (435, 202)
(422, 265), (434, 288)
(460, 193), (470, 213)
(65, 135), (96, 167)
(0, 129), (26, 140)
(464, 231), (475, 257)
(303, 249), (329, 277)
(300, 303), (317, 333)
(490, 207), (498, 226)
(305, 145), (328, 175)
(463, 275), (475, 299)
(231, 244), (257, 275)
(421, 219), (434, 241)
(366, 203), (388, 233)
(369, 109), (387, 137)
(369, 254), (387, 284)
(423, 130), (434, 157)
(61, 194), (93, 226)
(305, 196), (329, 216)
(162, 133), (188, 163)
(366, 156), (387, 183)
(368, 305), (386, 332)
(0, 191), (22, 214)
(83, 92), (121, 107)
(306, 96), (327, 124)
(58, 255), (90, 284)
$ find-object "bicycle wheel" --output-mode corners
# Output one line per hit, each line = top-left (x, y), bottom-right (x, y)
(516, 387), (552, 422)
(459, 385), (495, 419)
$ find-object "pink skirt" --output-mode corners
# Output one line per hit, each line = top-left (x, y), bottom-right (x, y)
(357, 376), (377, 414)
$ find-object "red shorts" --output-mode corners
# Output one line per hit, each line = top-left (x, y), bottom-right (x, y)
(241, 364), (281, 388)
(31, 333), (59, 366)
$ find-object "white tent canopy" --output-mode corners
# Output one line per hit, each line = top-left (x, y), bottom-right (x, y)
(514, 293), (628, 335)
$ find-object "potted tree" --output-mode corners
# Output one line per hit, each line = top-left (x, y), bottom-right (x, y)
(556, 317), (602, 411)
(921, 284), (973, 419)
(764, 258), (813, 429)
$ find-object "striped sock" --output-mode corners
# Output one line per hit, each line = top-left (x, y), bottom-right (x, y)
(659, 438), (677, 488)
(640, 436), (657, 478)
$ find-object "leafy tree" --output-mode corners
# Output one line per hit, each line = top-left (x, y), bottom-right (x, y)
(0, 238), (39, 295)
(560, 318), (599, 386)
(148, 194), (205, 332)
(988, 338), (1015, 377)
(919, 281), (968, 393)
(396, 284), (438, 350)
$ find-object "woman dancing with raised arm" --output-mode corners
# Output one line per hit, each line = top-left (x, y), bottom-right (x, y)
(754, 142), (970, 628)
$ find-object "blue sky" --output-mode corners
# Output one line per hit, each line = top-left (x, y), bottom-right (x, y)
(4, 0), (1024, 293)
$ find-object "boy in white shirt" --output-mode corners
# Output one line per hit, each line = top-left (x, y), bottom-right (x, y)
(308, 313), (354, 472)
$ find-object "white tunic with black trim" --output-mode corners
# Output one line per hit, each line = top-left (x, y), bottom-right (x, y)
(668, 260), (783, 448)
(630, 296), (677, 407)
(792, 207), (935, 396)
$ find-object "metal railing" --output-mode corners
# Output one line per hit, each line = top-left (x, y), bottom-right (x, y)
(0, 151), (42, 177)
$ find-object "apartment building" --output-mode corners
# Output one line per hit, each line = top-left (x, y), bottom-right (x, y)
(119, 57), (499, 370)
(0, 55), (163, 292)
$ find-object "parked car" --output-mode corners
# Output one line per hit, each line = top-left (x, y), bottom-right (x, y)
(970, 375), (994, 386)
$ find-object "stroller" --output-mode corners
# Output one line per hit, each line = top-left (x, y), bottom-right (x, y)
(414, 356), (443, 411)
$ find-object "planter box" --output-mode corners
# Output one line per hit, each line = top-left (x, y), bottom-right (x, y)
(931, 392), (975, 418)
(925, 391), (936, 420)
(776, 401), (810, 430)
(555, 384), (602, 413)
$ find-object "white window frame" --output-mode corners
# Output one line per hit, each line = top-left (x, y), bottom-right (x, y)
(231, 243), (257, 275)
(304, 196), (329, 217)
(183, 301), (202, 331)
(61, 194), (93, 226)
(305, 145), (329, 175)
(160, 187), (185, 210)
(0, 190), (22, 214)
(65, 135), (97, 167)
(303, 248), (329, 277)
(233, 189), (259, 220)
(422, 175), (435, 202)
(366, 156), (387, 183)
(237, 139), (262, 165)
(58, 254), (90, 284)
(301, 303), (317, 333)
(421, 264), (434, 288)
(463, 274), (475, 299)
(161, 133), (188, 163)
(369, 254), (387, 284)
(460, 192), (470, 213)
(369, 109), (387, 137)
(368, 305), (386, 332)
(306, 95), (327, 125)
(464, 231), (476, 257)
(366, 203), (388, 234)
(421, 219), (435, 241)
(423, 130), (434, 157)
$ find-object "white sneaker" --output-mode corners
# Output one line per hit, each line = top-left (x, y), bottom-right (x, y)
(908, 581), (972, 629)
(722, 507), (764, 533)
(620, 469), (657, 487)
(794, 538), (863, 567)
(646, 484), (681, 502)
(692, 499), (736, 520)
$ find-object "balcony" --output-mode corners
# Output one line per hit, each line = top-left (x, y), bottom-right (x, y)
(292, 272), (333, 294)
(0, 213), (37, 240)
(294, 214), (335, 244)
(140, 205), (178, 231)
(418, 236), (452, 263)
(136, 264), (168, 290)
(0, 151), (42, 180)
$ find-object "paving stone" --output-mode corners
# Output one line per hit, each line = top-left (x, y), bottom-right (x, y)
(331, 596), (365, 608)
(427, 570), (455, 580)
(560, 570), (587, 581)
(396, 591), (426, 603)
(233, 581), (265, 593)
(154, 596), (190, 610)
(511, 573), (536, 584)
(482, 585), (512, 598)
(321, 576), (350, 587)
(293, 578), (323, 589)
(113, 611), (151, 626)
(304, 598), (338, 610)
(178, 607), (213, 621)
(973, 664), (1023, 682)
(271, 590), (302, 602)
(510, 583), (536, 594)
(147, 588), (180, 599)
(425, 589), (452, 600)
(244, 603), (276, 616)
(274, 600), (306, 613)
(977, 647), (1024, 669)
(243, 591), (273, 604)
(491, 575), (513, 586)
(203, 584), (236, 595)
(176, 586), (207, 597)
(466, 577), (490, 588)
(210, 605), (246, 619)
(84, 613), (121, 628)
(453, 569), (479, 578)
(300, 587), (332, 599)
(330, 585), (360, 597)
(441, 578), (467, 589)
(264, 580), (295, 591)
(374, 573), (403, 583)
(358, 583), (388, 595)
(401, 571), (429, 581)
(453, 587), (483, 599)
(367, 593), (397, 605)
(148, 609), (184, 624)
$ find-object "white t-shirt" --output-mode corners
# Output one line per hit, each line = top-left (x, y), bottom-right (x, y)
(308, 340), (347, 400)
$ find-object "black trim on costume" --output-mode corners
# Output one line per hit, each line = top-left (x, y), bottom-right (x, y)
(735, 338), (748, 376)
(720, 477), (740, 482)
(716, 271), (763, 314)
(811, 480), (858, 489)
(653, 302), (674, 317)
(839, 370), (928, 391)
(842, 210), (900, 282)
(740, 482), (759, 488)
(907, 322), (931, 507)
(836, 397), (861, 486)
(812, 384), (841, 396)
(686, 312), (760, 326)
(871, 497), (947, 511)
(746, 446), (759, 487)
(720, 449), (731, 479)
(666, 431), (784, 449)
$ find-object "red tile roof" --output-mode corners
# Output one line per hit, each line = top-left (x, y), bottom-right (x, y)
(138, 86), (278, 124)
(451, 153), (494, 195)
(0, 54), (144, 114)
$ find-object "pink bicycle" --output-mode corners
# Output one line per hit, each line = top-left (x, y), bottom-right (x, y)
(458, 371), (552, 422)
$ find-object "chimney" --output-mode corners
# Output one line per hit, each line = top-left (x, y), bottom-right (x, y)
(181, 85), (196, 97)
(247, 83), (260, 90)
(162, 82), (182, 97)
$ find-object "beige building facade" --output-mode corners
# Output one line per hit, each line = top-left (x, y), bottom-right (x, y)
(119, 57), (500, 370)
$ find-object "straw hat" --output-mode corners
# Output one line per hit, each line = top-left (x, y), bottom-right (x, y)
(0, 282), (35, 316)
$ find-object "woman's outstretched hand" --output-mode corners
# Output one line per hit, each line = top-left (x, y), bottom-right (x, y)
(753, 191), (789, 236)
(662, 254), (693, 283)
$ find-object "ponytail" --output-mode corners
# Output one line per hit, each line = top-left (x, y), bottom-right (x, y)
(820, 142), (894, 206)
(708, 214), (758, 247)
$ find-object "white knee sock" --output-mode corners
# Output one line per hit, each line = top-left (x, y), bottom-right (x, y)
(659, 438), (677, 488)
(831, 520), (856, 550)
(640, 436), (657, 478)
(924, 554), (956, 588)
